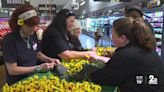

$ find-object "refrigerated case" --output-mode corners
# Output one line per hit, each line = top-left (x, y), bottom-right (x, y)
(144, 11), (163, 56)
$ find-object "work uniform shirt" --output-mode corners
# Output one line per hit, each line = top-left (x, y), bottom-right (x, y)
(91, 42), (164, 92)
(69, 35), (83, 51)
(41, 29), (71, 59)
(3, 30), (40, 85)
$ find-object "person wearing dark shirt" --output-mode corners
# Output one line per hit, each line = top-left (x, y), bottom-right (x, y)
(3, 4), (60, 85)
(94, 28), (103, 47)
(125, 6), (154, 35)
(41, 9), (95, 60)
(89, 17), (164, 92)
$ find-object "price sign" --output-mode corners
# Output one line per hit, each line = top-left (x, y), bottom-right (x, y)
(1, 0), (25, 8)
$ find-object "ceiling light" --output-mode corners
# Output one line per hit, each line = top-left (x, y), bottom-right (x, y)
(80, 0), (86, 6)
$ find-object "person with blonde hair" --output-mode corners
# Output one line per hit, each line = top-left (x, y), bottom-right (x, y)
(70, 19), (82, 38)
(69, 19), (84, 51)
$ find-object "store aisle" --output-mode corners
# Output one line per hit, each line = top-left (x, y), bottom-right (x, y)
(79, 34), (112, 48)
(79, 34), (95, 49)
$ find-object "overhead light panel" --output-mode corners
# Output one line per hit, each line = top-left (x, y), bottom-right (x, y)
(80, 0), (86, 6)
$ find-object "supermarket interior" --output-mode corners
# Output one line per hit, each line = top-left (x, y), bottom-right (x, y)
(0, 0), (164, 92)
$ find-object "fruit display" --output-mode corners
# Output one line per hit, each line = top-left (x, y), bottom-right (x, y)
(2, 72), (102, 92)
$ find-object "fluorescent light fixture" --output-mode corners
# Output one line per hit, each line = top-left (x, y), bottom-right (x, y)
(80, 1), (86, 6)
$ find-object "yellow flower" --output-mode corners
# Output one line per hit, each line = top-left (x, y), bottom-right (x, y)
(91, 84), (102, 92)
(17, 19), (24, 26)
(42, 76), (47, 80)
(33, 75), (39, 80)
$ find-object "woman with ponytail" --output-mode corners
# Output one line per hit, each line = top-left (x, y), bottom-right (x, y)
(89, 17), (164, 92)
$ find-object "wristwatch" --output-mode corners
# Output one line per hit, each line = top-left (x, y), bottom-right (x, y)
(35, 65), (42, 73)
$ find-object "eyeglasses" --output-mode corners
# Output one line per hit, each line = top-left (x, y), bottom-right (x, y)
(66, 10), (74, 15)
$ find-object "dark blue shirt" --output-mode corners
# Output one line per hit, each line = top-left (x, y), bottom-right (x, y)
(41, 28), (71, 59)
(3, 30), (40, 85)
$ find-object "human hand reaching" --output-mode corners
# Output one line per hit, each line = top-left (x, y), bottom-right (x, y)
(86, 51), (97, 55)
(87, 54), (110, 63)
(39, 62), (55, 71)
(102, 50), (114, 57)
(91, 47), (97, 52)
(48, 58), (61, 65)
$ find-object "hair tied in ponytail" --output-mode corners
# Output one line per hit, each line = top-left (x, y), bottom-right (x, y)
(133, 18), (143, 24)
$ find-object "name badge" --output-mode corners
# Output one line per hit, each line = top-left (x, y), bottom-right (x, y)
(32, 43), (37, 51)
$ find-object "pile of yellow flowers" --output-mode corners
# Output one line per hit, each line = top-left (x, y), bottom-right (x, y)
(3, 74), (102, 92)
(96, 47), (116, 56)
(61, 59), (90, 75)
(60, 47), (116, 76)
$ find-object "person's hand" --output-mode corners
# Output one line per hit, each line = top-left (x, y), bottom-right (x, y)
(86, 51), (97, 55)
(87, 54), (101, 61)
(91, 47), (97, 52)
(39, 62), (55, 71)
(48, 58), (61, 65)
(87, 54), (110, 63)
(102, 50), (114, 57)
(85, 51), (97, 59)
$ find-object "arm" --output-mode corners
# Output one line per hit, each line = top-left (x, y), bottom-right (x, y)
(37, 51), (60, 64)
(2, 34), (36, 76)
(5, 62), (55, 76)
(89, 54), (110, 63)
(37, 51), (53, 62)
(58, 50), (96, 59)
(5, 62), (36, 75)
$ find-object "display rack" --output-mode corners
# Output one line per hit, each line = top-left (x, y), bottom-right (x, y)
(0, 18), (11, 65)
(144, 11), (163, 56)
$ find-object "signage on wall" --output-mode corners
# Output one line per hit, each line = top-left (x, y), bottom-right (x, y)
(1, 0), (25, 8)
(38, 4), (56, 13)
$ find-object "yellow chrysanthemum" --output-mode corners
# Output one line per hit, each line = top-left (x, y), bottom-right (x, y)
(17, 19), (24, 26)
(2, 73), (102, 92)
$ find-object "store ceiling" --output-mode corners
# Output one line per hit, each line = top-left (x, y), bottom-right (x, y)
(30, 0), (143, 7)
(30, 0), (83, 7)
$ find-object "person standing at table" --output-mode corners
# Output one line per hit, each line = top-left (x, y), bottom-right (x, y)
(94, 28), (103, 47)
(125, 6), (154, 35)
(41, 9), (95, 60)
(69, 19), (84, 51)
(3, 4), (60, 85)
